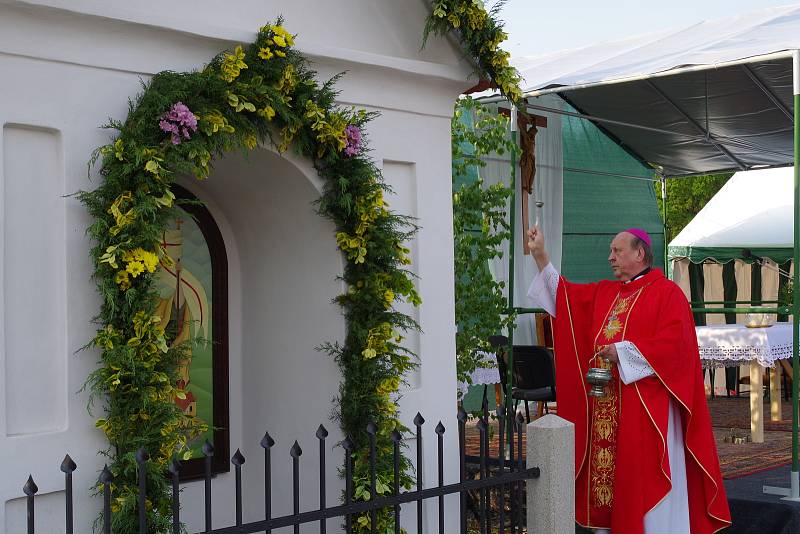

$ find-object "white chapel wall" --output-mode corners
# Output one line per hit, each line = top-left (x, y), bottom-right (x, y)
(0, 1), (471, 532)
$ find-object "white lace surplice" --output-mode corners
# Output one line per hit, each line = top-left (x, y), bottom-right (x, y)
(527, 263), (689, 534)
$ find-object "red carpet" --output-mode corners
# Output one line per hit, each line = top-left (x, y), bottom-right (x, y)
(463, 397), (796, 480)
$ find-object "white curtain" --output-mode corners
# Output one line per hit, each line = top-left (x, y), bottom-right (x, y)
(734, 260), (752, 325)
(483, 94), (564, 345)
(671, 259), (691, 301)
(762, 260), (781, 324)
(702, 263), (726, 326)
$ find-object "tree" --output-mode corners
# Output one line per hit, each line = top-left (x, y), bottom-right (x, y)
(654, 172), (733, 242)
(452, 97), (519, 393)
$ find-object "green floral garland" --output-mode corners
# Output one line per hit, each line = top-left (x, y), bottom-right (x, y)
(80, 19), (419, 532)
(425, 0), (524, 104)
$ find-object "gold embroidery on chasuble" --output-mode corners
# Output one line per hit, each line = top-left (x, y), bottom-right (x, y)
(587, 288), (643, 513)
(589, 383), (618, 508)
(602, 292), (636, 341)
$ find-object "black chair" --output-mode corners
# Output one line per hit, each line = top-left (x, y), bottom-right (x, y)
(495, 344), (556, 423)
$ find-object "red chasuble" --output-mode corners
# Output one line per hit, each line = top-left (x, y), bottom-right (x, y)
(552, 268), (731, 533)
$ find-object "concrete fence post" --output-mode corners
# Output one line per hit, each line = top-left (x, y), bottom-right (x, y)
(526, 414), (575, 534)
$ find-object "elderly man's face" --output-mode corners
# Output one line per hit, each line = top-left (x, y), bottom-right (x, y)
(608, 232), (646, 281)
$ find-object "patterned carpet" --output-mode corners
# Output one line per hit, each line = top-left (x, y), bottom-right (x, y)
(709, 396), (793, 479)
(464, 396), (796, 480)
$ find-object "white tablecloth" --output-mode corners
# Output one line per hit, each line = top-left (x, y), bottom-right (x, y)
(695, 323), (793, 368)
(457, 351), (500, 395)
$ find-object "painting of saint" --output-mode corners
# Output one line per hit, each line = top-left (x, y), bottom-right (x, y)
(154, 209), (215, 458)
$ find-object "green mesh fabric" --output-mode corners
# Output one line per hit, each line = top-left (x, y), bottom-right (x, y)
(560, 103), (665, 282)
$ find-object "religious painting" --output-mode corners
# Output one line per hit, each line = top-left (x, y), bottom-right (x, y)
(156, 185), (229, 480)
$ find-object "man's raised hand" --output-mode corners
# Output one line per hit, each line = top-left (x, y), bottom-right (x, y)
(528, 225), (549, 270)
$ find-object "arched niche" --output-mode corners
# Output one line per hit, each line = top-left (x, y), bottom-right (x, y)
(176, 147), (346, 523)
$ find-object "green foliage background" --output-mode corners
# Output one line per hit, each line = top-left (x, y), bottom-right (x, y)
(452, 97), (518, 391)
(654, 173), (732, 242)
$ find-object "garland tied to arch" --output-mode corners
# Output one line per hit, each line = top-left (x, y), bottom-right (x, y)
(425, 0), (525, 105)
(79, 1), (522, 530)
(80, 19), (419, 532)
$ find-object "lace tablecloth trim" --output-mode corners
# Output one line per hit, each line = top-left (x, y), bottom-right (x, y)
(458, 352), (500, 395)
(699, 342), (792, 368)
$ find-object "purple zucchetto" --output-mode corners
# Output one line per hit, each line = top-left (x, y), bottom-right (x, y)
(625, 228), (652, 248)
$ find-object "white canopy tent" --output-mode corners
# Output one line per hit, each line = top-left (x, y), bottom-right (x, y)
(670, 166), (794, 263)
(515, 4), (800, 96)
(669, 167), (794, 327)
(510, 4), (800, 177)
(480, 2), (800, 499)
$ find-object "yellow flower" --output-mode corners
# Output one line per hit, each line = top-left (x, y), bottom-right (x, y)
(277, 64), (297, 95)
(362, 348), (377, 359)
(115, 270), (131, 290)
(377, 376), (400, 396)
(243, 134), (258, 149)
(134, 249), (159, 272)
(258, 47), (274, 60)
(275, 49), (286, 58)
(266, 25), (294, 46)
(272, 35), (287, 48)
(126, 261), (145, 277)
(257, 105), (276, 120)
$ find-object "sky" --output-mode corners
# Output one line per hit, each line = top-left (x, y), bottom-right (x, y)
(496, 0), (798, 57)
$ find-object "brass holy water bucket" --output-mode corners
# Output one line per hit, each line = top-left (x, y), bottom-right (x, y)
(586, 367), (612, 397)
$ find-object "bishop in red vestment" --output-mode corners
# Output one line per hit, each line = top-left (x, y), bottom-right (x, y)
(527, 227), (730, 534)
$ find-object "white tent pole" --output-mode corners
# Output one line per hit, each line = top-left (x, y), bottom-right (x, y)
(792, 48), (800, 500)
(764, 49), (800, 501)
(661, 175), (668, 271)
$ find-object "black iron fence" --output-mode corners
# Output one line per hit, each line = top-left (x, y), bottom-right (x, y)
(19, 405), (538, 533)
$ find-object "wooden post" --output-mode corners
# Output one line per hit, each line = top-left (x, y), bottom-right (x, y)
(750, 361), (765, 443)
(771, 363), (783, 421)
